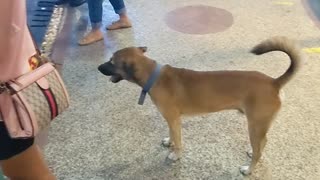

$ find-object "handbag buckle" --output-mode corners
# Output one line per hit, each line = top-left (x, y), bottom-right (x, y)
(0, 83), (9, 94)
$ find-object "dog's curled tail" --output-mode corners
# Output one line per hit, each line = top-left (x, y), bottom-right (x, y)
(251, 36), (301, 88)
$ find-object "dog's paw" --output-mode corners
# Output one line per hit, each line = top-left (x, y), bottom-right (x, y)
(167, 151), (180, 161)
(246, 149), (253, 158)
(240, 165), (251, 176)
(162, 137), (173, 147)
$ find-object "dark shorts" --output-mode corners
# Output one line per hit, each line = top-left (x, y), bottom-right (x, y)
(0, 122), (34, 160)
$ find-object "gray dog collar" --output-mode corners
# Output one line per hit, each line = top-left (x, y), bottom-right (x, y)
(138, 63), (163, 105)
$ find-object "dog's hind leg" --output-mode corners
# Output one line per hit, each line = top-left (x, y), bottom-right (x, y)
(240, 102), (280, 175)
(240, 120), (270, 175)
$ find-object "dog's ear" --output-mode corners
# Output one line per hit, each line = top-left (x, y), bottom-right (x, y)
(138, 46), (148, 53)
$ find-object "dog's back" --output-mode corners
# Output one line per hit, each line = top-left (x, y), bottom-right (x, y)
(153, 36), (301, 115)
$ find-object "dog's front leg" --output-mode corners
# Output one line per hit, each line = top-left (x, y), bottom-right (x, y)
(162, 121), (178, 148)
(156, 102), (182, 161)
(164, 115), (182, 161)
(162, 133), (174, 147)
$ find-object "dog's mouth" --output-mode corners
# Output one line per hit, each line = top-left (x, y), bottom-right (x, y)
(110, 74), (123, 83)
(98, 62), (123, 83)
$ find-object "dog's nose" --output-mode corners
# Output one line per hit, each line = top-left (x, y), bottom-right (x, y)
(98, 64), (104, 72)
(98, 64), (105, 73)
(98, 63), (115, 76)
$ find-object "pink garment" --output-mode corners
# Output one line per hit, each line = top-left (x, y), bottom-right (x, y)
(0, 0), (36, 120)
(0, 0), (36, 82)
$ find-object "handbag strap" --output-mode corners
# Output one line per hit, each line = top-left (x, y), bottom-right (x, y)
(0, 26), (44, 95)
(27, 26), (41, 56)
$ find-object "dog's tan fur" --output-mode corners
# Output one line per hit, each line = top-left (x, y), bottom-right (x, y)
(98, 36), (301, 175)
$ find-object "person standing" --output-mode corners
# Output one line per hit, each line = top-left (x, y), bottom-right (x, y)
(78, 0), (132, 46)
(0, 1), (55, 179)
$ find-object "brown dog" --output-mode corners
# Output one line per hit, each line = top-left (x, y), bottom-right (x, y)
(98, 36), (301, 175)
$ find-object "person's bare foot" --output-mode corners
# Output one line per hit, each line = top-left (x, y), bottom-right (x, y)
(106, 18), (132, 30)
(78, 29), (103, 46)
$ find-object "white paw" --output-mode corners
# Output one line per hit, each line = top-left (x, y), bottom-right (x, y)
(240, 165), (251, 176)
(162, 137), (173, 147)
(246, 149), (253, 158)
(167, 151), (180, 161)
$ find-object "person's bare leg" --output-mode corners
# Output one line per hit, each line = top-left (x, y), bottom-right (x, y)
(107, 13), (132, 30)
(107, 0), (131, 30)
(1, 144), (55, 180)
(79, 0), (104, 46)
(78, 23), (104, 46)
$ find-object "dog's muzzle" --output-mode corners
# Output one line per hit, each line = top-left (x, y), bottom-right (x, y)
(98, 61), (116, 76)
(98, 62), (123, 83)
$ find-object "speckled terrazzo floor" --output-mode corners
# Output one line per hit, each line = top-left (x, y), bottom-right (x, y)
(44, 0), (320, 179)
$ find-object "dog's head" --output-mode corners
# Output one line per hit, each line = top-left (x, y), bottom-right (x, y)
(98, 46), (148, 83)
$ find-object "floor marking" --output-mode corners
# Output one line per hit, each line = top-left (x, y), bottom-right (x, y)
(303, 47), (320, 53)
(273, 1), (294, 6)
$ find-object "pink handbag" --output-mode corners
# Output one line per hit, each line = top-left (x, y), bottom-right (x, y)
(0, 62), (70, 138)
